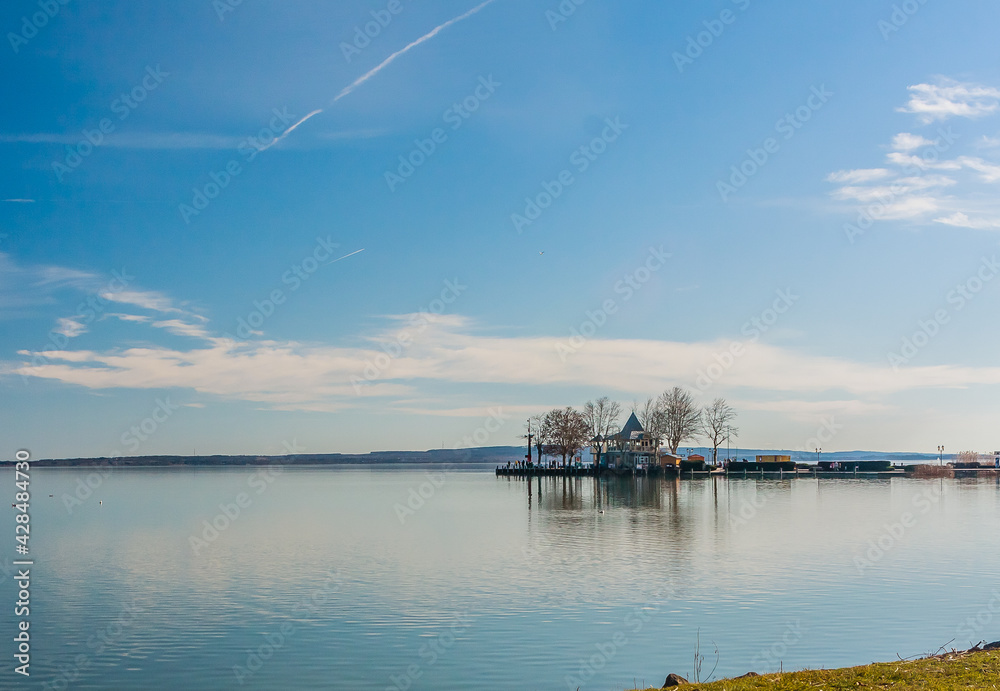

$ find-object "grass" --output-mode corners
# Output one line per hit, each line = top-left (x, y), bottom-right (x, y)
(630, 649), (1000, 690)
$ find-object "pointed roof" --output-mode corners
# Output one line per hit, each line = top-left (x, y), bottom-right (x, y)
(620, 412), (643, 435)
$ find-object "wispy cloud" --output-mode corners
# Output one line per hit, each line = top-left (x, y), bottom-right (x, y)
(333, 0), (496, 102)
(890, 132), (935, 151)
(2, 198), (35, 203)
(0, 128), (376, 151)
(827, 78), (1000, 230)
(12, 313), (1000, 414)
(898, 78), (1000, 123)
(933, 211), (1000, 229)
(826, 168), (891, 184)
(256, 109), (324, 152)
(54, 316), (88, 338)
(151, 319), (214, 339)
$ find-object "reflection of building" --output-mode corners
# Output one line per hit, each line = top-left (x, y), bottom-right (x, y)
(597, 413), (660, 469)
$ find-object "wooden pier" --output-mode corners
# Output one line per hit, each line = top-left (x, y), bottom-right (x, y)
(496, 465), (677, 478)
(496, 465), (999, 480)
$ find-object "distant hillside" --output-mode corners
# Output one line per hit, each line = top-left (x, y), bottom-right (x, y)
(1, 445), (965, 467)
(8, 446), (527, 467)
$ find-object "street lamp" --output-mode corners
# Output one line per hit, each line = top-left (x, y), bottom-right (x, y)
(815, 447), (822, 465)
(937, 445), (945, 466)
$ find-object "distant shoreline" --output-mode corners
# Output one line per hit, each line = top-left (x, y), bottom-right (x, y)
(0, 454), (513, 468)
(0, 446), (960, 467)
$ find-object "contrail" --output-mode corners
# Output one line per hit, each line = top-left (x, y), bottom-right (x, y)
(333, 0), (496, 102)
(258, 109), (324, 152)
(324, 248), (365, 265)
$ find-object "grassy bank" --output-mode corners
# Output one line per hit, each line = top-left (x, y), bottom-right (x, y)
(631, 649), (1000, 690)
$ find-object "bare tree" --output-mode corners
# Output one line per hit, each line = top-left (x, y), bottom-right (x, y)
(543, 407), (590, 466)
(635, 397), (660, 435)
(701, 398), (738, 465)
(583, 397), (622, 467)
(658, 386), (701, 454)
(529, 414), (548, 466)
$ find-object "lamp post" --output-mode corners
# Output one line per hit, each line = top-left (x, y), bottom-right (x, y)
(937, 445), (945, 466)
(815, 447), (822, 465)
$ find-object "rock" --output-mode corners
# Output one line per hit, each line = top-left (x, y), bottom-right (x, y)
(662, 673), (689, 687)
(984, 641), (1000, 651)
(737, 671), (760, 678)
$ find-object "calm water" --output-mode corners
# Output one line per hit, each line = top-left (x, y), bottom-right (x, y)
(3, 466), (1000, 690)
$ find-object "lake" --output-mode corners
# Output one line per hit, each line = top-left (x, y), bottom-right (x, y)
(3, 466), (999, 690)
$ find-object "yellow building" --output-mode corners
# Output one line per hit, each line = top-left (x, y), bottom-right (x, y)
(755, 455), (792, 463)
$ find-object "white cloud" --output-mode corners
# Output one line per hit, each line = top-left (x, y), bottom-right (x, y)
(826, 79), (1000, 230)
(151, 319), (213, 339)
(826, 168), (891, 184)
(933, 212), (1000, 229)
(103, 313), (152, 323)
(54, 317), (87, 338)
(12, 315), (1000, 414)
(891, 132), (935, 151)
(898, 78), (1000, 123)
(333, 0), (496, 102)
(957, 156), (1000, 183)
(98, 288), (192, 317)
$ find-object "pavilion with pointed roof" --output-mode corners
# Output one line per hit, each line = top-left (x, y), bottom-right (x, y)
(595, 412), (661, 469)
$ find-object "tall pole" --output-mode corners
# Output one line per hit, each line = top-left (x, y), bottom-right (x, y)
(526, 418), (533, 466)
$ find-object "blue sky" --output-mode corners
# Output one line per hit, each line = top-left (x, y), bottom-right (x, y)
(3, 0), (1000, 458)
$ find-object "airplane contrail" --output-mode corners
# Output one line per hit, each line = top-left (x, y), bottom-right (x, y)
(333, 0), (496, 102)
(324, 248), (366, 265)
(258, 109), (324, 152)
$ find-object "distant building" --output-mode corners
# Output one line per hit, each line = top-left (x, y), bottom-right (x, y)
(658, 451), (682, 468)
(756, 454), (792, 463)
(687, 453), (705, 463)
(597, 412), (660, 469)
